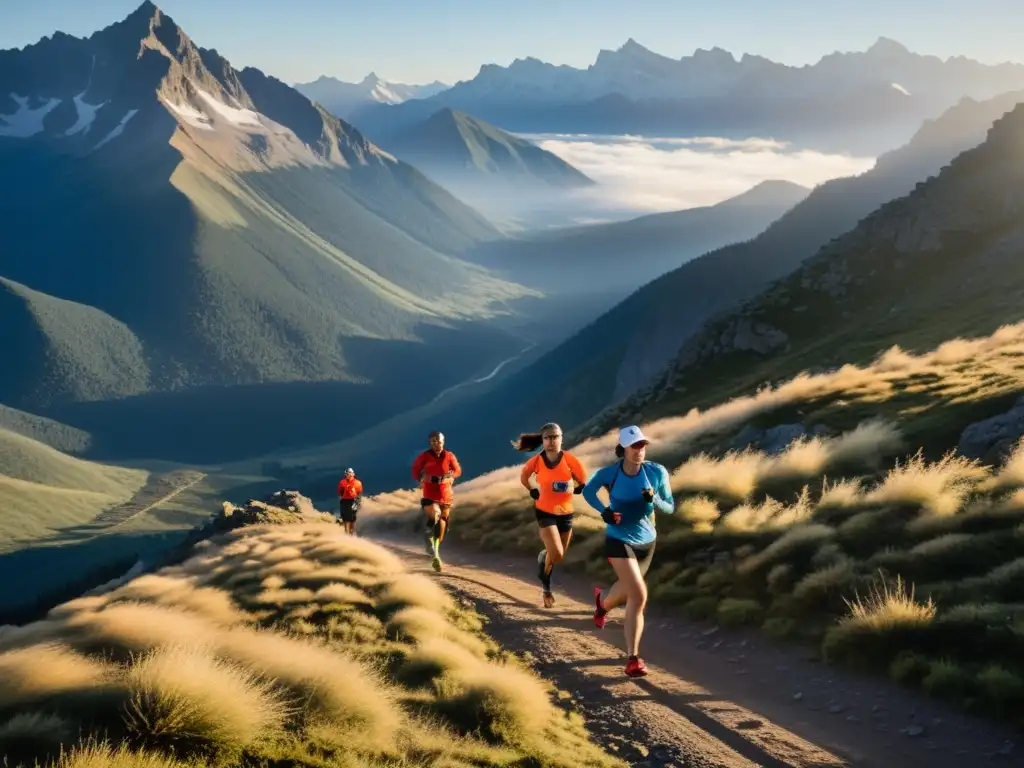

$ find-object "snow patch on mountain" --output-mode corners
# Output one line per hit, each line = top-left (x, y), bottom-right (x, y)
(0, 94), (62, 138)
(195, 86), (262, 128)
(63, 93), (108, 136)
(92, 109), (139, 151)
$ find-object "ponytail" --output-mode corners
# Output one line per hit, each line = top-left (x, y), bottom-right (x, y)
(511, 422), (562, 453)
(511, 432), (544, 452)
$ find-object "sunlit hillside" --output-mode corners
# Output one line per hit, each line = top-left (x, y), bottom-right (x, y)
(362, 322), (1024, 725)
(0, 504), (620, 768)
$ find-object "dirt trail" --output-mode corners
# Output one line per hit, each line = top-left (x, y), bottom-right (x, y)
(377, 534), (1019, 768)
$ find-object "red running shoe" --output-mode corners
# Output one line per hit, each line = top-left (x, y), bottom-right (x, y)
(624, 656), (648, 678)
(593, 586), (607, 629)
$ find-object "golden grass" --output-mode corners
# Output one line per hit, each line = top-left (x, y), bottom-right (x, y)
(865, 449), (988, 516)
(840, 574), (936, 630)
(123, 644), (288, 757)
(0, 520), (621, 767)
(0, 642), (115, 708)
(353, 322), (1024, 725)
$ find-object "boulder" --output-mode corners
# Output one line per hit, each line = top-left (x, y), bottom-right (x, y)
(957, 396), (1024, 461)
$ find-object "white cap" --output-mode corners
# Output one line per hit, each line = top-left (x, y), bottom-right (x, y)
(618, 425), (649, 447)
(345, 467), (354, 474)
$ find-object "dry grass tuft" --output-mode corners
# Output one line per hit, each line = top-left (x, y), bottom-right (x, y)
(0, 642), (116, 708)
(387, 606), (491, 657)
(376, 573), (456, 615)
(866, 450), (988, 516)
(123, 644), (288, 758)
(213, 627), (400, 739)
(840, 574), (936, 631)
(678, 495), (721, 532)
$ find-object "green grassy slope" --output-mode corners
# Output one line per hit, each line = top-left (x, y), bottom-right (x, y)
(0, 428), (149, 552)
(0, 405), (92, 455)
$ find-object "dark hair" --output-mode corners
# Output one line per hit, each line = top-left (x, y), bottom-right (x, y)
(511, 422), (561, 452)
(428, 430), (443, 440)
(614, 444), (625, 458)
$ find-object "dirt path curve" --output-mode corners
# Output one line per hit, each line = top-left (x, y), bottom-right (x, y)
(375, 534), (1018, 768)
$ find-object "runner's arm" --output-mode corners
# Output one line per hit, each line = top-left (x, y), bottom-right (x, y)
(448, 452), (462, 479)
(568, 454), (588, 492)
(411, 454), (425, 482)
(652, 464), (675, 515)
(581, 467), (612, 514)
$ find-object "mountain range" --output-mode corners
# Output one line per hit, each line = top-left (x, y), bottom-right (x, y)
(0, 1), (542, 462)
(294, 86), (1024, 495)
(580, 92), (1024, 437)
(347, 38), (1024, 155)
(293, 72), (448, 119)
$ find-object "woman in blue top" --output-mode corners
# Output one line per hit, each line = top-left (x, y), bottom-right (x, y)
(582, 425), (674, 678)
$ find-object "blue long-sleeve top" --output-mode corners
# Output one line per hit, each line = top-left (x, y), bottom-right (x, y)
(582, 460), (675, 546)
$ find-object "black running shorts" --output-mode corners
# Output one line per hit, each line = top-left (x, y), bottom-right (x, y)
(535, 509), (573, 533)
(338, 498), (358, 523)
(605, 536), (656, 575)
(421, 498), (453, 515)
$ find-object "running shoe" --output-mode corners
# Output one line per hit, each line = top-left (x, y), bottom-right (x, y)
(624, 656), (648, 678)
(593, 586), (608, 629)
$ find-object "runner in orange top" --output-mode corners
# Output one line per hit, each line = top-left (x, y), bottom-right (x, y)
(411, 430), (462, 572)
(513, 422), (588, 608)
(336, 468), (364, 536)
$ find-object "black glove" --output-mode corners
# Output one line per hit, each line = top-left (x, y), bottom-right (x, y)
(601, 508), (622, 525)
(641, 487), (655, 503)
(529, 488), (540, 500)
(573, 482), (584, 495)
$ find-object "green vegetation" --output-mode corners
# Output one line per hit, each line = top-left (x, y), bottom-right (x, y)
(366, 324), (1024, 728)
(0, 427), (150, 552)
(0, 507), (621, 768)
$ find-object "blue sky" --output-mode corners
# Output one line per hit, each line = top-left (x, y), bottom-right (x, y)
(2, 0), (1020, 86)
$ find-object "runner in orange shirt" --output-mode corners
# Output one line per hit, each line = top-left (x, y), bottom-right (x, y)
(411, 430), (462, 572)
(336, 468), (363, 536)
(513, 422), (588, 608)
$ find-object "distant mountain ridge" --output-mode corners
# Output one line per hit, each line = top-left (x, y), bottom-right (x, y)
(465, 179), (810, 296)
(579, 93), (1024, 436)
(294, 72), (449, 118)
(0, 1), (536, 463)
(348, 38), (1024, 154)
(382, 107), (593, 187)
(373, 106), (595, 223)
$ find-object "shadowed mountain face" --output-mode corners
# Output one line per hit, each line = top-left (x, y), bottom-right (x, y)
(581, 97), (1024, 437)
(0, 2), (539, 462)
(372, 107), (595, 224)
(347, 38), (1024, 156)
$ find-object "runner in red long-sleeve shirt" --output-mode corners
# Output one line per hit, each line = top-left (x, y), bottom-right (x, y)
(411, 430), (462, 572)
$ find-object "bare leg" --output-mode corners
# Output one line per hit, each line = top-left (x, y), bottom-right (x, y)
(608, 556), (648, 657)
